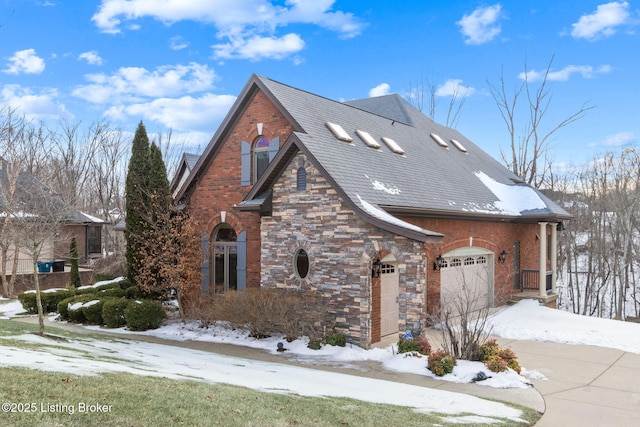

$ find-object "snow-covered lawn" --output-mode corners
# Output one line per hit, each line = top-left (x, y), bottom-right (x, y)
(1, 295), (638, 424)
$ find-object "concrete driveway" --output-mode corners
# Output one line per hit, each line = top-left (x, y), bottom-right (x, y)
(498, 338), (640, 426)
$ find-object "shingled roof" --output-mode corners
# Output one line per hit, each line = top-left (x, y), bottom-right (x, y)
(181, 74), (571, 241)
(0, 160), (102, 224)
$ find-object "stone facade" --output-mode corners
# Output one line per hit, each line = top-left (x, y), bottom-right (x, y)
(261, 152), (427, 348)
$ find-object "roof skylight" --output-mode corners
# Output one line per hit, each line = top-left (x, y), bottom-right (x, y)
(356, 129), (381, 149)
(450, 139), (468, 153)
(326, 122), (353, 142)
(381, 137), (405, 155)
(430, 133), (448, 148)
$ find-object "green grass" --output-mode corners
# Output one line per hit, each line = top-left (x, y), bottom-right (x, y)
(0, 319), (540, 427)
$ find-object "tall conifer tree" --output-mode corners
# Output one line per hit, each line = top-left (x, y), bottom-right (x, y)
(125, 121), (150, 283)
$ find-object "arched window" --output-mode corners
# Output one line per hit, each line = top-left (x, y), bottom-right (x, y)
(296, 167), (307, 191)
(212, 224), (237, 294)
(253, 136), (270, 183)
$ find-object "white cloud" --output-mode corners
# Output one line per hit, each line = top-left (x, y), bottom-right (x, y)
(571, 1), (630, 40)
(435, 79), (476, 97)
(78, 50), (103, 65)
(72, 62), (217, 103)
(603, 131), (636, 146)
(213, 33), (305, 61)
(3, 49), (46, 75)
(457, 4), (503, 45)
(103, 93), (236, 132)
(1, 84), (73, 121)
(368, 83), (390, 97)
(91, 0), (363, 60)
(169, 36), (189, 50)
(519, 64), (612, 82)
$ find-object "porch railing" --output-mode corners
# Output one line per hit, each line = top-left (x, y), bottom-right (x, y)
(521, 270), (552, 293)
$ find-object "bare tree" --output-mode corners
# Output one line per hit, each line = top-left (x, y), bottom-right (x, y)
(0, 108), (48, 297)
(488, 57), (594, 188)
(406, 76), (467, 128)
(432, 265), (496, 360)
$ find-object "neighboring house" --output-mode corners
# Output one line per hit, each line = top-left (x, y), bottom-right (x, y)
(0, 159), (103, 277)
(171, 153), (201, 199)
(174, 75), (571, 348)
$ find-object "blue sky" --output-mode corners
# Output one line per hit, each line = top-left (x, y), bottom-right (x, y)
(1, 1), (638, 167)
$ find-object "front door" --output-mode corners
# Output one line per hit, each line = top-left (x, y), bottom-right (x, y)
(380, 262), (399, 336)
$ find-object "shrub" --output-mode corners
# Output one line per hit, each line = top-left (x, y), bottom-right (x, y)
(207, 289), (327, 340)
(476, 339), (521, 374)
(427, 350), (457, 377)
(125, 300), (165, 331)
(416, 336), (432, 355)
(17, 289), (75, 314)
(45, 289), (76, 313)
(57, 296), (76, 321)
(397, 338), (420, 354)
(100, 287), (126, 298)
(323, 332), (346, 347)
(82, 299), (107, 325)
(17, 292), (38, 314)
(307, 339), (322, 350)
(125, 286), (140, 299)
(102, 298), (130, 328)
(484, 355), (509, 373)
(63, 294), (101, 323)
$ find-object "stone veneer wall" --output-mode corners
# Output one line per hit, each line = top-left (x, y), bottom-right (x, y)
(261, 152), (426, 348)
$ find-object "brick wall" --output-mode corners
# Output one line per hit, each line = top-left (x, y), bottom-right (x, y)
(188, 89), (295, 289)
(261, 152), (426, 348)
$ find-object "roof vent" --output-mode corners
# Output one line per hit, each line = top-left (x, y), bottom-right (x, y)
(381, 137), (405, 155)
(450, 139), (468, 153)
(430, 133), (448, 148)
(326, 122), (352, 142)
(356, 130), (381, 149)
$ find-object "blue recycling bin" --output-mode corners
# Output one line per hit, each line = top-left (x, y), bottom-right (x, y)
(37, 261), (52, 273)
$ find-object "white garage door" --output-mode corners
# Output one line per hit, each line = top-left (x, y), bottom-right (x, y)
(440, 248), (494, 316)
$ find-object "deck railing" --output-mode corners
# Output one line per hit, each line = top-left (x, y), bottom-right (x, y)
(521, 270), (552, 293)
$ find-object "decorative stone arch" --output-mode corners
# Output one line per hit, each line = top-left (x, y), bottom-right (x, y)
(367, 243), (403, 345)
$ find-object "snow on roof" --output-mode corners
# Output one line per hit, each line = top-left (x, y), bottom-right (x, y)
(356, 194), (438, 237)
(475, 171), (546, 216)
(80, 212), (105, 223)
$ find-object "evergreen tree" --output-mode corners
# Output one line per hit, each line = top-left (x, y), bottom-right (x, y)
(125, 121), (150, 283)
(69, 236), (81, 288)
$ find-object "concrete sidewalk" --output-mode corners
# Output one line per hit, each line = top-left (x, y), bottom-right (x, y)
(7, 315), (640, 426)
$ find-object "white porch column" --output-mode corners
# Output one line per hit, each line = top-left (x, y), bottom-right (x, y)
(538, 222), (548, 297)
(550, 222), (558, 294)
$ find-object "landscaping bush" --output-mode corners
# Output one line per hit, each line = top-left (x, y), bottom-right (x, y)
(323, 332), (346, 347)
(427, 350), (457, 377)
(82, 299), (108, 325)
(397, 338), (420, 354)
(63, 294), (102, 323)
(398, 336), (431, 355)
(125, 286), (140, 299)
(44, 289), (76, 313)
(17, 292), (38, 315)
(99, 287), (126, 298)
(57, 296), (76, 321)
(125, 300), (165, 331)
(207, 289), (327, 341)
(102, 298), (130, 328)
(474, 339), (521, 374)
(307, 338), (322, 350)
